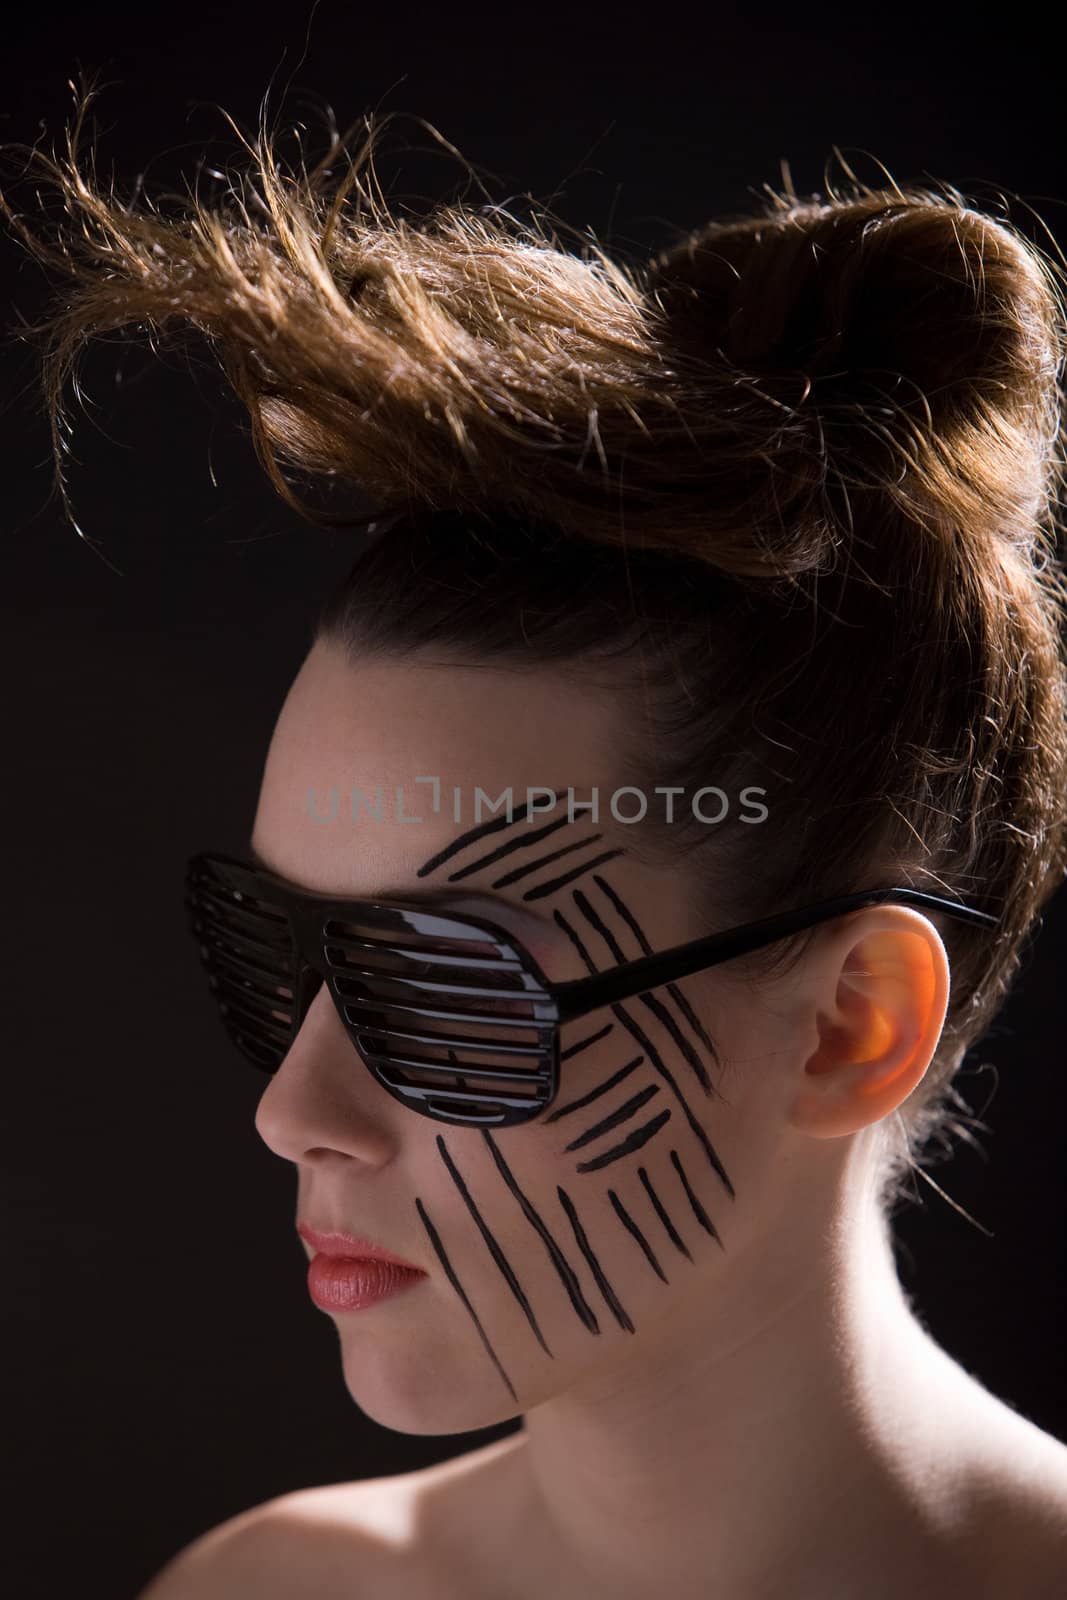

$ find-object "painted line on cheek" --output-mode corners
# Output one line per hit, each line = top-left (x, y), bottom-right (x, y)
(600, 1009), (724, 1187)
(563, 1082), (662, 1153)
(608, 1189), (669, 1283)
(447, 813), (576, 881)
(521, 850), (626, 902)
(414, 1197), (518, 1403)
(490, 834), (608, 889)
(435, 1135), (555, 1357)
(574, 1109), (672, 1173)
(414, 802), (622, 953)
(572, 887), (715, 1097)
(481, 1130), (602, 1336)
(638, 1165), (693, 1262)
(415, 792), (568, 879)
(560, 1022), (615, 1060)
(556, 1187), (635, 1334)
(555, 907), (735, 1198)
(592, 873), (721, 1066)
(670, 1149), (724, 1250)
(545, 1052), (643, 1124)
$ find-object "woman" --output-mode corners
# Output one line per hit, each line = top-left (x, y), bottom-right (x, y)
(7, 93), (1067, 1598)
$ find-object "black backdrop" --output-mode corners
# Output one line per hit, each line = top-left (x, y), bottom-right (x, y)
(2, 6), (1065, 1596)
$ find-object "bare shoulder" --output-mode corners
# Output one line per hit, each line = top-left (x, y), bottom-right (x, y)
(953, 1398), (1067, 1598)
(136, 1437), (525, 1600)
(136, 1475), (432, 1600)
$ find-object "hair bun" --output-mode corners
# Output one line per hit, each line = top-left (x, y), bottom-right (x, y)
(644, 188), (1064, 561)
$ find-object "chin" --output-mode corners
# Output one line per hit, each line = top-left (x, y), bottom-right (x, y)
(336, 1332), (523, 1437)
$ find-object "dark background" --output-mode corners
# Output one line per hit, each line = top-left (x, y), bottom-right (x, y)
(2, 5), (1064, 1596)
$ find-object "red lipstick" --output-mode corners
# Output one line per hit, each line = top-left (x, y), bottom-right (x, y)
(297, 1223), (428, 1314)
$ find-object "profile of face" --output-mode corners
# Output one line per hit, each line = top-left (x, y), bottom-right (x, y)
(251, 638), (946, 1437)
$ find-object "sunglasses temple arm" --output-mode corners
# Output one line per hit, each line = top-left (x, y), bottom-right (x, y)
(552, 888), (998, 1027)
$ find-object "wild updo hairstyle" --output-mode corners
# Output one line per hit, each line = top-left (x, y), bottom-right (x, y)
(5, 84), (1067, 1215)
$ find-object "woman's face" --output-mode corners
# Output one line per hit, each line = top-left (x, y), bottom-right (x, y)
(251, 637), (810, 1434)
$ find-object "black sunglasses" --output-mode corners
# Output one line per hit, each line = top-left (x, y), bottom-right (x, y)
(184, 851), (998, 1130)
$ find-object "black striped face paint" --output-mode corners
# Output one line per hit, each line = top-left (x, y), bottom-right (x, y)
(410, 793), (736, 1404)
(251, 644), (768, 1432)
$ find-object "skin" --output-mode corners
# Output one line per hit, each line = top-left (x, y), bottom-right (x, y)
(150, 636), (1067, 1600)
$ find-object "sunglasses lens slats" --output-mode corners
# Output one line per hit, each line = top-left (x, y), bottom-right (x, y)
(186, 860), (298, 1073)
(195, 880), (288, 940)
(372, 1071), (551, 1126)
(343, 1001), (549, 1056)
(214, 986), (292, 1057)
(324, 932), (526, 977)
(323, 906), (557, 1126)
(185, 856), (559, 1125)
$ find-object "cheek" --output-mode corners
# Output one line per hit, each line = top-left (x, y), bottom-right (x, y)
(522, 929), (572, 985)
(405, 1011), (756, 1416)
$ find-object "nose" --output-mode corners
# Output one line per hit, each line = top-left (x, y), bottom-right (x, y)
(253, 967), (395, 1167)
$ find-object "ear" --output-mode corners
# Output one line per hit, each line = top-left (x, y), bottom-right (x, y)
(786, 909), (950, 1140)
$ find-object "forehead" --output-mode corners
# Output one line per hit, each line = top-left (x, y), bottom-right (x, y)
(251, 637), (626, 897)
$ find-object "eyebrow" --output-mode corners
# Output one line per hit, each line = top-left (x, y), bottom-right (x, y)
(245, 839), (556, 927)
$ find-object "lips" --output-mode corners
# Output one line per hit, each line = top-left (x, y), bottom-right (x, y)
(297, 1221), (425, 1273)
(305, 1253), (425, 1312)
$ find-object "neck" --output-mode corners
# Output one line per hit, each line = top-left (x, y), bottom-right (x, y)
(505, 1162), (963, 1599)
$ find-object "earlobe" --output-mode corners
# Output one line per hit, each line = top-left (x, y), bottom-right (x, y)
(787, 920), (948, 1139)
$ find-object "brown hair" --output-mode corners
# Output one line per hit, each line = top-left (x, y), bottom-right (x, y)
(5, 84), (1067, 1212)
